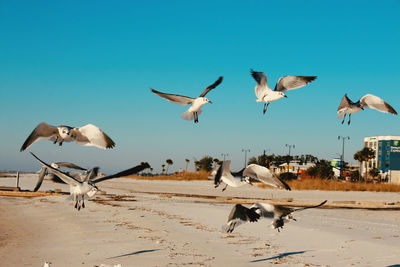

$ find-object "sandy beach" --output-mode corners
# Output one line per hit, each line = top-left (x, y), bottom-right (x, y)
(1, 175), (399, 267)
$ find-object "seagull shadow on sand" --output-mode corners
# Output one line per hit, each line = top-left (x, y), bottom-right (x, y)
(107, 249), (161, 259)
(250, 250), (309, 263)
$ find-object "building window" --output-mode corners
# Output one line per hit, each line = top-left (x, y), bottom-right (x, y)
(386, 161), (389, 168)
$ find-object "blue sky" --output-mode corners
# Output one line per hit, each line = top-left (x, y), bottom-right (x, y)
(1, 0), (399, 173)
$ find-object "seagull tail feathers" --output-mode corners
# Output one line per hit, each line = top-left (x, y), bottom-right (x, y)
(181, 110), (202, 121)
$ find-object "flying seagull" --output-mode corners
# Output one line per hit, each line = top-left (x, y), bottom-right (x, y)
(223, 200), (327, 233)
(250, 70), (317, 114)
(150, 76), (223, 123)
(20, 122), (115, 151)
(214, 160), (291, 191)
(337, 94), (397, 125)
(30, 152), (150, 210)
(34, 161), (88, 192)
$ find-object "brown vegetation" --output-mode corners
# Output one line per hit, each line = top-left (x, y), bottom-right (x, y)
(258, 178), (400, 192)
(126, 171), (210, 181)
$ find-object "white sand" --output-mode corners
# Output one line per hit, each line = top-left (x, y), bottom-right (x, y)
(0, 175), (399, 266)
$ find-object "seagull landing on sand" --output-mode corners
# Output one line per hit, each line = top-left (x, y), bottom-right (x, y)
(223, 200), (327, 233)
(337, 94), (397, 125)
(30, 152), (150, 210)
(250, 70), (317, 114)
(34, 161), (88, 192)
(151, 76), (223, 123)
(214, 160), (291, 191)
(20, 122), (115, 151)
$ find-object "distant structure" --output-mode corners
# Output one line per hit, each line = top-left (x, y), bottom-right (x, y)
(364, 136), (400, 184)
(273, 161), (315, 177)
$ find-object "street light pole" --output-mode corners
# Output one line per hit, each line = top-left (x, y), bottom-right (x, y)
(242, 149), (250, 168)
(338, 136), (350, 180)
(285, 144), (295, 173)
(221, 153), (229, 161)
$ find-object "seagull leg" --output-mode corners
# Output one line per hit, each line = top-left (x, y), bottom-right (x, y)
(348, 114), (351, 125)
(59, 141), (63, 146)
(341, 114), (346, 124)
(263, 103), (270, 114)
(222, 184), (228, 191)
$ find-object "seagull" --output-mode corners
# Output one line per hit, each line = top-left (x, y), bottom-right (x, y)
(214, 160), (291, 191)
(34, 161), (88, 192)
(213, 160), (247, 191)
(150, 76), (223, 123)
(30, 152), (150, 210)
(337, 94), (398, 125)
(20, 122), (115, 151)
(250, 70), (317, 114)
(223, 200), (327, 233)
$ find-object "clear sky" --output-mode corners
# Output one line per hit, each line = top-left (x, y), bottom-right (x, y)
(1, 0), (399, 173)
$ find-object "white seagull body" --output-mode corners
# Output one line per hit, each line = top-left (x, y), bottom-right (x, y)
(337, 93), (397, 125)
(250, 70), (317, 114)
(223, 200), (327, 233)
(30, 152), (150, 210)
(151, 76), (223, 123)
(20, 122), (115, 151)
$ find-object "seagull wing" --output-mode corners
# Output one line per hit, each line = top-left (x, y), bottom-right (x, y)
(250, 69), (270, 99)
(33, 166), (47, 192)
(292, 200), (328, 213)
(151, 89), (194, 105)
(360, 94), (398, 115)
(243, 164), (291, 190)
(30, 152), (82, 186)
(91, 162), (150, 184)
(71, 124), (115, 149)
(251, 203), (276, 219)
(20, 122), (60, 151)
(274, 76), (317, 92)
(55, 162), (87, 170)
(199, 76), (223, 97)
(337, 94), (352, 114)
(223, 204), (260, 233)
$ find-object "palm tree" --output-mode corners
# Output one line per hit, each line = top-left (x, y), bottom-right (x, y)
(361, 147), (375, 181)
(161, 164), (166, 175)
(354, 147), (375, 181)
(185, 159), (190, 172)
(353, 150), (364, 181)
(166, 159), (173, 174)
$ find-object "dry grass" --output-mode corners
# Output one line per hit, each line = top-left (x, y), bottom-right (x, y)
(258, 178), (400, 192)
(126, 171), (210, 181)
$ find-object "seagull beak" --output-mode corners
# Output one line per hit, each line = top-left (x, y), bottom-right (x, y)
(208, 100), (213, 104)
(284, 94), (288, 98)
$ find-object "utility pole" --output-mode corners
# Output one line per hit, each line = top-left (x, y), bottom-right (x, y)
(338, 136), (350, 180)
(242, 149), (250, 168)
(221, 153), (229, 161)
(285, 144), (295, 173)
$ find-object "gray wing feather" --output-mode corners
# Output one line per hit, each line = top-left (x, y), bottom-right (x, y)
(91, 163), (150, 184)
(251, 70), (270, 99)
(33, 166), (47, 192)
(360, 94), (398, 115)
(199, 76), (223, 97)
(151, 89), (194, 105)
(274, 76), (317, 92)
(30, 152), (82, 186)
(55, 162), (87, 170)
(243, 164), (291, 190)
(337, 94), (352, 113)
(20, 122), (59, 151)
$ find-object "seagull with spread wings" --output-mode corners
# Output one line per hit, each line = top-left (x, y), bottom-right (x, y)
(30, 152), (150, 210)
(337, 93), (397, 125)
(20, 122), (115, 151)
(223, 200), (327, 233)
(151, 76), (223, 123)
(34, 161), (88, 192)
(250, 70), (317, 114)
(214, 160), (290, 191)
